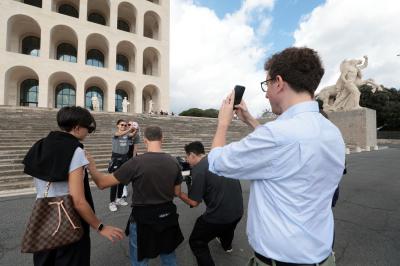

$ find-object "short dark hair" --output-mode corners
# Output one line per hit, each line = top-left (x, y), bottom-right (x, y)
(144, 126), (162, 141)
(116, 119), (126, 125)
(57, 106), (96, 133)
(264, 47), (324, 97)
(184, 141), (205, 155)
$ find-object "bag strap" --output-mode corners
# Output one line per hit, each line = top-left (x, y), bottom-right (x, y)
(44, 182), (51, 198)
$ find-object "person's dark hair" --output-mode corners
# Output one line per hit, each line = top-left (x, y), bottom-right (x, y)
(184, 141), (205, 156)
(57, 106), (96, 133)
(264, 47), (324, 97)
(144, 126), (162, 141)
(116, 119), (126, 125)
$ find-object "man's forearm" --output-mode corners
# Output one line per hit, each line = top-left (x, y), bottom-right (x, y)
(89, 168), (119, 189)
(212, 124), (229, 148)
(179, 192), (199, 207)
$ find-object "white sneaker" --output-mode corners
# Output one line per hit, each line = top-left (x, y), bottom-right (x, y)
(116, 198), (128, 206)
(216, 237), (233, 253)
(122, 186), (128, 198)
(109, 202), (118, 212)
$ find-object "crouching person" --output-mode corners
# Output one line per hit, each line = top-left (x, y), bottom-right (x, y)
(179, 141), (243, 266)
(87, 125), (184, 266)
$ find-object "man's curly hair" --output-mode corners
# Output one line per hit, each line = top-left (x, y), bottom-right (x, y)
(264, 47), (324, 97)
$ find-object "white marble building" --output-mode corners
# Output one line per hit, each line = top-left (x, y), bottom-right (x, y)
(0, 0), (170, 113)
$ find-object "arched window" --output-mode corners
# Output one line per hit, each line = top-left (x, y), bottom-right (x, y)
(23, 0), (42, 8)
(85, 87), (104, 110)
(117, 19), (130, 32)
(57, 43), (77, 63)
(88, 13), (106, 25)
(86, 49), (104, 67)
(58, 4), (79, 18)
(20, 79), (38, 106)
(116, 54), (129, 71)
(115, 89), (128, 112)
(22, 36), (40, 56)
(55, 83), (76, 108)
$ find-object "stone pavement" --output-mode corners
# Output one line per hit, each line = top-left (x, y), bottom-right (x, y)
(1, 146), (399, 266)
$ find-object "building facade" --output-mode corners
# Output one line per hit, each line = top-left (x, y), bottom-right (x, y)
(0, 0), (169, 113)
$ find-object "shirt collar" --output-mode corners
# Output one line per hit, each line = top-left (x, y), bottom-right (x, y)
(276, 101), (319, 120)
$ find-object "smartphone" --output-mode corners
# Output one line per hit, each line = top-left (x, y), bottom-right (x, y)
(233, 85), (245, 109)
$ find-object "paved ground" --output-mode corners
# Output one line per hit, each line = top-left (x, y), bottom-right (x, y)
(1, 146), (399, 266)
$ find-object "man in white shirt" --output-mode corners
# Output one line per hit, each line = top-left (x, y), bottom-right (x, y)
(208, 47), (345, 266)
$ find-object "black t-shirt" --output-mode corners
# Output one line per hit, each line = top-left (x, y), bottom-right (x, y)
(189, 156), (243, 224)
(114, 152), (183, 206)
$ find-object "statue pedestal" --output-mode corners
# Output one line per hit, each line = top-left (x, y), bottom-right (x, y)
(327, 108), (377, 149)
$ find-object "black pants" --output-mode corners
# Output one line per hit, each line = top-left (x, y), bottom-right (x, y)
(189, 215), (241, 266)
(33, 234), (90, 266)
(110, 183), (124, 202)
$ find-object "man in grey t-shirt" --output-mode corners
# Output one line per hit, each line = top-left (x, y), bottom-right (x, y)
(179, 141), (243, 266)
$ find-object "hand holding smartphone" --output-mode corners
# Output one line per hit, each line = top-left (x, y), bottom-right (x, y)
(233, 85), (245, 109)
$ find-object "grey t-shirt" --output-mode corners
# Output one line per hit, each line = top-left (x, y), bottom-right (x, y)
(189, 156), (244, 224)
(114, 152), (183, 206)
(112, 134), (131, 155)
(35, 147), (88, 198)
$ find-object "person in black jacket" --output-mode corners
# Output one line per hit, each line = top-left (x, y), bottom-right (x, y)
(23, 106), (124, 266)
(178, 141), (243, 266)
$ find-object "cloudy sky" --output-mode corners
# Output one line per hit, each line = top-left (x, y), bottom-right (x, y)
(170, 0), (400, 116)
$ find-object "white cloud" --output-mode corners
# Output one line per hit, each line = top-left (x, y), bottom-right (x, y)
(294, 0), (400, 91)
(170, 0), (275, 115)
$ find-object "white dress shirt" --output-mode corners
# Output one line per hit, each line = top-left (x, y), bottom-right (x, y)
(208, 101), (345, 263)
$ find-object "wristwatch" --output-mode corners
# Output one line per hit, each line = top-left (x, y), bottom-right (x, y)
(97, 223), (104, 232)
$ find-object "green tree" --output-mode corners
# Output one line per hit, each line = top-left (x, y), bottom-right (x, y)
(179, 108), (219, 118)
(360, 85), (400, 130)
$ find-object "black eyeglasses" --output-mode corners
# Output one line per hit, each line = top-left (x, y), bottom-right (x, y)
(84, 125), (95, 134)
(260, 78), (275, 92)
(119, 124), (127, 127)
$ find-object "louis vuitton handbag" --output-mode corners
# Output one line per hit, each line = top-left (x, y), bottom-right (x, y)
(21, 182), (83, 253)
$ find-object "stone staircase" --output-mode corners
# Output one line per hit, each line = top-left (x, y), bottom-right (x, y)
(0, 106), (252, 191)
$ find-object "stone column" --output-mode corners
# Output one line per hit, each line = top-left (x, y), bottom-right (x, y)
(108, 40), (116, 72)
(109, 0), (118, 29)
(134, 84), (143, 113)
(77, 33), (87, 66)
(107, 80), (116, 112)
(79, 0), (88, 21)
(76, 77), (85, 107)
(0, 69), (5, 105)
(40, 24), (51, 61)
(37, 72), (49, 108)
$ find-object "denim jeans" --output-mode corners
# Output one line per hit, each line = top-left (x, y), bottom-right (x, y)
(129, 223), (178, 266)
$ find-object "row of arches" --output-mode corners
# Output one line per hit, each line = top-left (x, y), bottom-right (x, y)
(5, 66), (160, 113)
(7, 16), (160, 76)
(15, 0), (161, 40)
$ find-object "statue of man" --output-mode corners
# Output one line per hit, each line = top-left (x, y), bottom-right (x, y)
(91, 95), (100, 111)
(332, 58), (363, 111)
(318, 55), (382, 112)
(122, 97), (130, 113)
(148, 99), (153, 114)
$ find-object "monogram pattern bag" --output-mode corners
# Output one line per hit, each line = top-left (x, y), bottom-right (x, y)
(21, 182), (83, 253)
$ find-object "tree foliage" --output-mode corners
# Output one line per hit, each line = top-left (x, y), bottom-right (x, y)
(360, 85), (400, 130)
(179, 108), (219, 118)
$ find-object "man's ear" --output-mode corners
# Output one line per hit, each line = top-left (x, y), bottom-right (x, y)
(143, 137), (148, 145)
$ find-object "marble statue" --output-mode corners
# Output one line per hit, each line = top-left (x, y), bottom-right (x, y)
(148, 99), (153, 114)
(91, 95), (100, 112)
(122, 97), (130, 113)
(318, 56), (383, 112)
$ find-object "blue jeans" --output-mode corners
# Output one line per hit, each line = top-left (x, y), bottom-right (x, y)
(129, 223), (178, 266)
